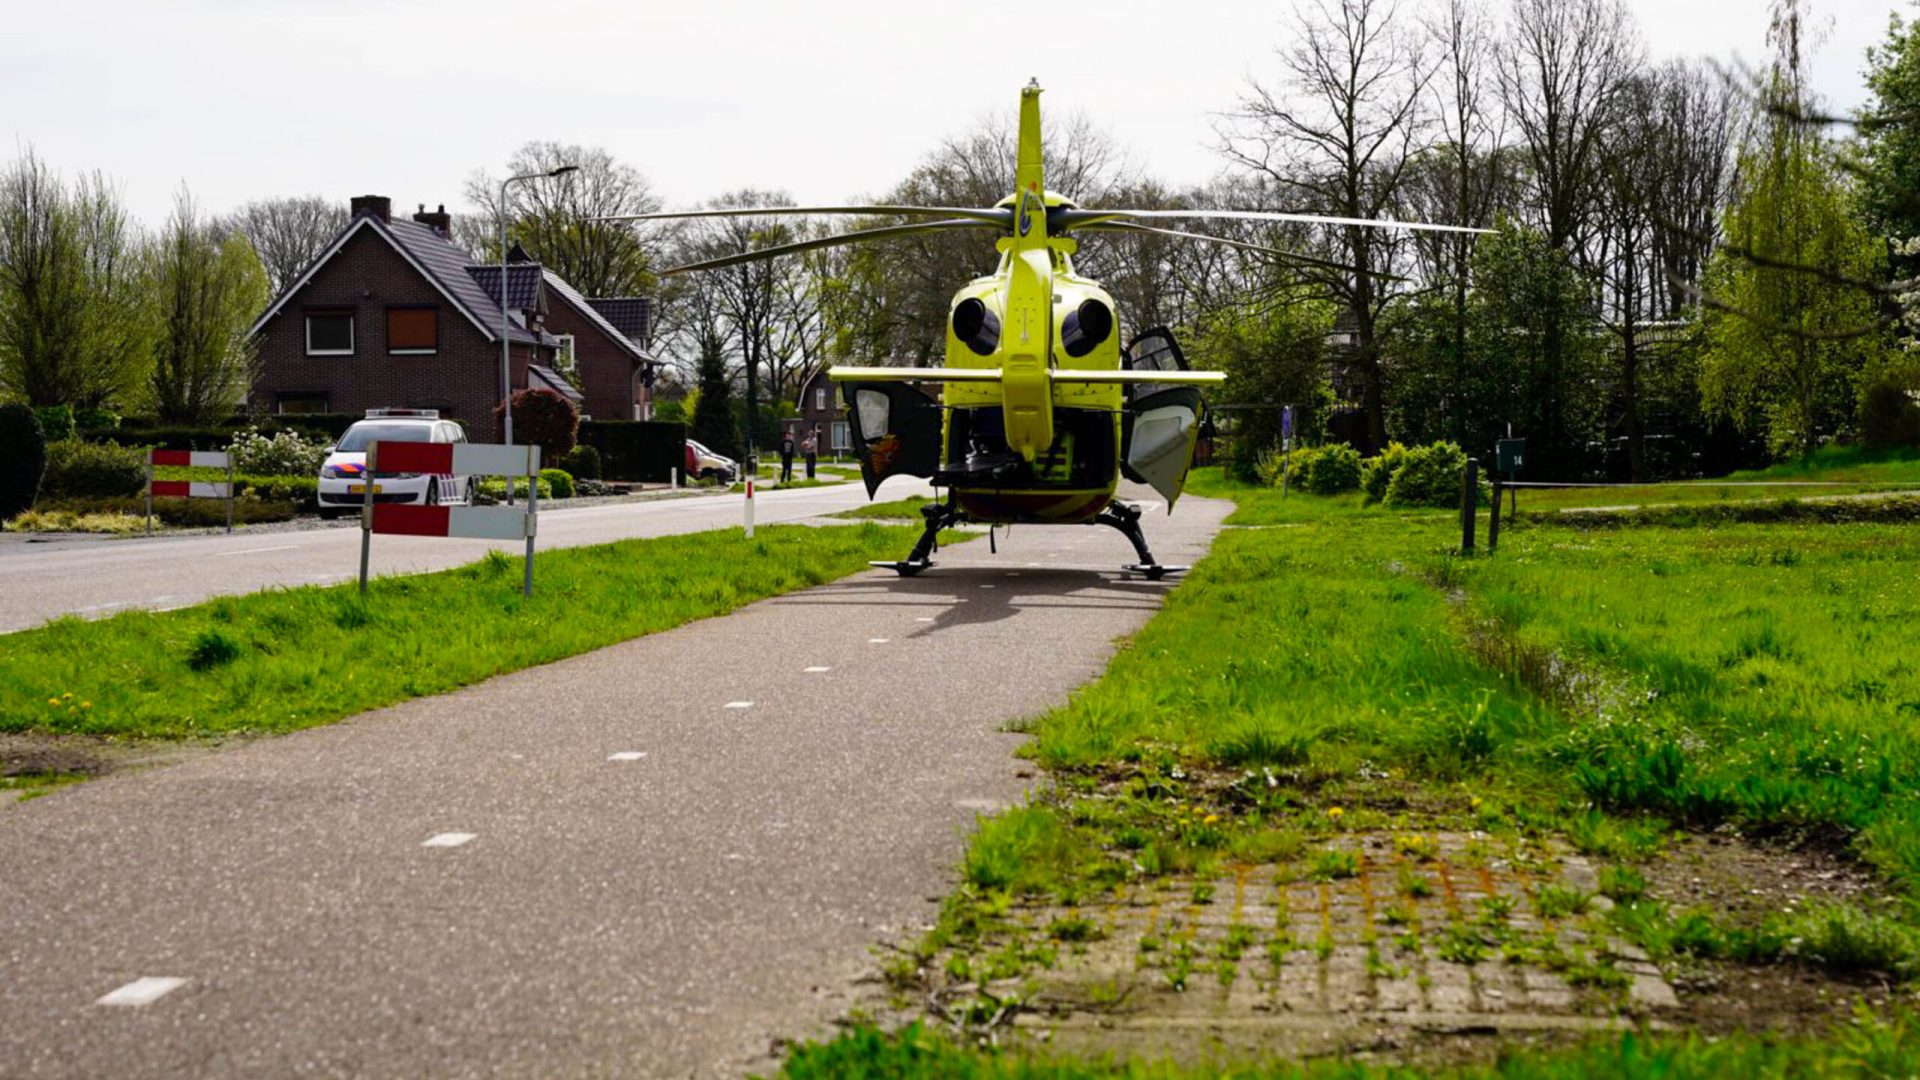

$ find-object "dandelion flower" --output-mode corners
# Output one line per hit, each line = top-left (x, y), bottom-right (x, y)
(1327, 807), (1345, 821)
(47, 698), (59, 706)
(1203, 814), (1220, 825)
(81, 702), (92, 709)
(62, 692), (73, 700)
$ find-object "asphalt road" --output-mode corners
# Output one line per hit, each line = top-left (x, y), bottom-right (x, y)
(0, 480), (928, 634)
(0, 491), (1229, 1078)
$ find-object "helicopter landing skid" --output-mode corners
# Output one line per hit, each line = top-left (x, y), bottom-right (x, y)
(873, 499), (964, 577)
(1096, 501), (1187, 581)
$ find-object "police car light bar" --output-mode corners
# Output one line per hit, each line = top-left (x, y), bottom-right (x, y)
(365, 407), (440, 418)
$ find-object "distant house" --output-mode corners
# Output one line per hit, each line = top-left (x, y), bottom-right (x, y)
(786, 368), (849, 454)
(248, 196), (655, 438)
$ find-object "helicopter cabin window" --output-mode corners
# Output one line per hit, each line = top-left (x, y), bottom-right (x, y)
(855, 389), (892, 441)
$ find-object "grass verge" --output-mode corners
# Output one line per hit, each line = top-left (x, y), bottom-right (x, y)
(0, 521), (955, 739)
(832, 495), (932, 520)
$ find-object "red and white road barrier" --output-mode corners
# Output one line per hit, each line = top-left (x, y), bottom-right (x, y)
(145, 448), (235, 534)
(358, 441), (543, 597)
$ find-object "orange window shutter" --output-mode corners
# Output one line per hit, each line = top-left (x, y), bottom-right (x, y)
(388, 308), (437, 350)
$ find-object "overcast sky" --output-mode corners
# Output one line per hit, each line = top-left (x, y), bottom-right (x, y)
(3, 0), (1907, 228)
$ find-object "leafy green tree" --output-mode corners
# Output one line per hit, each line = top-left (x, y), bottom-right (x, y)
(1455, 221), (1601, 473)
(688, 336), (739, 460)
(1699, 6), (1887, 457)
(1188, 296), (1334, 473)
(0, 151), (148, 408)
(1857, 9), (1920, 243)
(147, 192), (270, 424)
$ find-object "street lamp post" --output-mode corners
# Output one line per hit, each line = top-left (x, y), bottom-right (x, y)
(498, 164), (578, 502)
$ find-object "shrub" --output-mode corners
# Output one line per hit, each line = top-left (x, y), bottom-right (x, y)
(495, 388), (578, 462)
(474, 476), (554, 503)
(1304, 443), (1362, 495)
(1281, 445), (1320, 489)
(540, 468), (575, 499)
(557, 444), (602, 481)
(1385, 441), (1468, 509)
(72, 406), (119, 433)
(40, 440), (146, 499)
(228, 425), (329, 477)
(1361, 441), (1407, 504)
(1860, 377), (1920, 451)
(236, 475), (318, 508)
(31, 496), (295, 527)
(34, 405), (74, 442)
(0, 403), (48, 521)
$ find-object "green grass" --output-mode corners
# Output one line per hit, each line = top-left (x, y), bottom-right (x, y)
(780, 1010), (1920, 1078)
(0, 522), (953, 739)
(1506, 446), (1920, 514)
(832, 495), (931, 520)
(828, 469), (1920, 1072)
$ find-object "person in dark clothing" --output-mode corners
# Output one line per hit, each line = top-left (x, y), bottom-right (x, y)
(803, 428), (819, 479)
(779, 432), (797, 484)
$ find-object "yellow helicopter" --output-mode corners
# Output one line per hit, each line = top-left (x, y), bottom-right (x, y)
(608, 81), (1482, 578)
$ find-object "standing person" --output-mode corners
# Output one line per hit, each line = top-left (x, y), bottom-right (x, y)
(803, 427), (819, 480)
(779, 430), (796, 484)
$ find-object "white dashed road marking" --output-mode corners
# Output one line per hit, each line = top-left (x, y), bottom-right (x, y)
(915, 617), (934, 623)
(422, 833), (476, 848)
(867, 638), (890, 644)
(96, 977), (187, 1007)
(803, 666), (831, 673)
(724, 701), (754, 709)
(608, 751), (647, 762)
(229, 545), (300, 556)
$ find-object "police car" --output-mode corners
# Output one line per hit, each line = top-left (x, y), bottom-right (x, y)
(316, 409), (474, 519)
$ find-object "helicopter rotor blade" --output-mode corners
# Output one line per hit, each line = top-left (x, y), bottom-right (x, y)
(660, 218), (1002, 276)
(598, 205), (1014, 227)
(1056, 207), (1491, 236)
(1077, 221), (1410, 282)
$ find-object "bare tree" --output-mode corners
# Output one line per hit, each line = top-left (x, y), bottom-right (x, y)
(465, 143), (662, 297)
(227, 196), (346, 298)
(1221, 0), (1433, 449)
(147, 190), (270, 423)
(1496, 0), (1641, 469)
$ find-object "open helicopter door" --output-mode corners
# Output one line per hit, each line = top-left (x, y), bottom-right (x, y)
(1119, 328), (1206, 509)
(844, 383), (942, 498)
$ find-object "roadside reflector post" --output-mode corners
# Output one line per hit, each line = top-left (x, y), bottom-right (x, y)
(1488, 474), (1502, 554)
(225, 455), (235, 534)
(744, 475), (755, 538)
(670, 467), (678, 489)
(523, 444), (539, 598)
(1460, 457), (1479, 556)
(144, 458), (154, 536)
(358, 442), (377, 594)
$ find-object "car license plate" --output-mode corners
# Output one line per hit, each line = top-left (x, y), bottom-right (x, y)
(347, 484), (383, 494)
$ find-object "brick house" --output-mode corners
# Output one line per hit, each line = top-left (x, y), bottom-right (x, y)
(248, 196), (655, 437)
(784, 368), (848, 456)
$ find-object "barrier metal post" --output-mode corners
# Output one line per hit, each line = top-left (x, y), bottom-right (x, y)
(1488, 475), (1502, 554)
(1460, 457), (1479, 555)
(358, 442), (376, 594)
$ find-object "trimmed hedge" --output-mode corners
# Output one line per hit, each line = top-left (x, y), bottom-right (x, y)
(41, 440), (146, 500)
(578, 420), (687, 483)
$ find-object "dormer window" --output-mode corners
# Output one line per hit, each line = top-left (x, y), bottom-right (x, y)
(306, 311), (354, 356)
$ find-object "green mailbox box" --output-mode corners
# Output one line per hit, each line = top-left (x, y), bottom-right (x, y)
(1496, 438), (1526, 475)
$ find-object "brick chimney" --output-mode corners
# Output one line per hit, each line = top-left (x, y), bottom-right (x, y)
(413, 203), (451, 236)
(349, 195), (392, 222)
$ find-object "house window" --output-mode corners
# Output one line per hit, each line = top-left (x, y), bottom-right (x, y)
(831, 421), (850, 452)
(814, 386), (827, 412)
(276, 394), (330, 414)
(387, 307), (438, 354)
(553, 334), (577, 379)
(305, 311), (354, 355)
